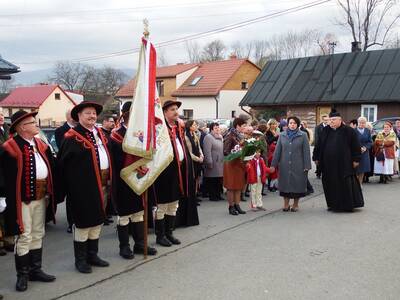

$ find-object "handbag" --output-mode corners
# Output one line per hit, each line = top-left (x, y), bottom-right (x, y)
(376, 150), (385, 162)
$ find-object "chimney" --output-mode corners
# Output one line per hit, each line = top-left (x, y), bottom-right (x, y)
(229, 53), (237, 60)
(351, 41), (361, 53)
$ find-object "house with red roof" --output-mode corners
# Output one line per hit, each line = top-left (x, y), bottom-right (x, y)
(172, 56), (260, 119)
(0, 84), (76, 127)
(116, 56), (260, 119)
(115, 63), (199, 103)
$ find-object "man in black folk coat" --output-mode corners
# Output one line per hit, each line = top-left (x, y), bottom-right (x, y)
(313, 113), (329, 178)
(314, 110), (364, 212)
(54, 108), (76, 233)
(0, 110), (56, 292)
(58, 101), (111, 274)
(153, 100), (199, 247)
(109, 101), (157, 259)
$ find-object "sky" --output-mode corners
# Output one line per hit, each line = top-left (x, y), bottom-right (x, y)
(0, 0), (394, 72)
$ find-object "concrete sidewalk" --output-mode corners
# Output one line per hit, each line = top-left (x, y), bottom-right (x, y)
(1, 175), (399, 300)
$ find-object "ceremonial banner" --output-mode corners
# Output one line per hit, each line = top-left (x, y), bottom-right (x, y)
(121, 38), (173, 195)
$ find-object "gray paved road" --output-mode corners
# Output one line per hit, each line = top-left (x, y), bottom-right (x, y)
(1, 175), (400, 300)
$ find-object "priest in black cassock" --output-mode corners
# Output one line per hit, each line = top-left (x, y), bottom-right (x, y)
(313, 110), (364, 212)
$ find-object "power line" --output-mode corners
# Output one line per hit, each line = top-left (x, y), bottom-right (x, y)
(14, 0), (332, 65)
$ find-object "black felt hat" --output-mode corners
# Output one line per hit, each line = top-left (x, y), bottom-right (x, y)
(10, 110), (38, 134)
(162, 100), (182, 111)
(71, 101), (103, 122)
(121, 101), (132, 113)
(329, 109), (341, 118)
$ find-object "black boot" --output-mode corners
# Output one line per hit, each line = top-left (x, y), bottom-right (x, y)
(87, 239), (109, 267)
(131, 222), (157, 255)
(117, 225), (134, 260)
(165, 215), (181, 245)
(234, 204), (246, 214)
(15, 253), (30, 292)
(73, 241), (92, 273)
(29, 248), (56, 282)
(229, 206), (238, 215)
(379, 175), (384, 183)
(155, 219), (172, 247)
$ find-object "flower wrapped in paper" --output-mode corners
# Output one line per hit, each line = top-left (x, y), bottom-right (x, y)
(224, 138), (266, 162)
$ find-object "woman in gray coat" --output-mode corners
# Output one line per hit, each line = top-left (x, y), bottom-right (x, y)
(203, 122), (224, 201)
(271, 116), (311, 212)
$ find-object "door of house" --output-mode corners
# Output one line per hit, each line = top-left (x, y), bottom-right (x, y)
(316, 106), (331, 124)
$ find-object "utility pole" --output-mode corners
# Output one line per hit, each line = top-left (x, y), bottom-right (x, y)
(329, 41), (337, 93)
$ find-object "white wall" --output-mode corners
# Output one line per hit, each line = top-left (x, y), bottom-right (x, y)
(177, 96), (217, 119)
(176, 67), (198, 88)
(219, 90), (250, 119)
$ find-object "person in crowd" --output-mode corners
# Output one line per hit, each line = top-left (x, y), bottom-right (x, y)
(100, 115), (115, 139)
(279, 119), (288, 132)
(355, 117), (373, 185)
(100, 115), (117, 225)
(373, 122), (396, 184)
(0, 110), (56, 291)
(271, 116), (311, 212)
(203, 122), (224, 201)
(0, 109), (11, 255)
(223, 118), (247, 215)
(196, 120), (208, 198)
(197, 121), (208, 150)
(58, 101), (111, 273)
(185, 120), (204, 205)
(242, 125), (254, 199)
(246, 150), (271, 211)
(153, 100), (198, 245)
(54, 108), (77, 234)
(220, 124), (228, 137)
(265, 119), (279, 192)
(255, 123), (268, 195)
(313, 110), (364, 212)
(250, 119), (259, 131)
(300, 121), (313, 145)
(238, 113), (251, 125)
(109, 101), (157, 259)
(364, 122), (376, 183)
(349, 119), (358, 129)
(313, 114), (330, 179)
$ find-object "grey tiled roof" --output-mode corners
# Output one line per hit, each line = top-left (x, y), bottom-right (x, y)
(0, 57), (20, 74)
(240, 48), (400, 106)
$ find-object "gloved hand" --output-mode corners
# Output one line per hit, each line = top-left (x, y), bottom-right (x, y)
(0, 198), (6, 213)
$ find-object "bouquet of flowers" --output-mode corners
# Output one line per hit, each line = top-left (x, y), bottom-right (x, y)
(224, 137), (266, 162)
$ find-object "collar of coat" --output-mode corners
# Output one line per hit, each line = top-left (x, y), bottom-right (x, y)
(280, 129), (304, 139)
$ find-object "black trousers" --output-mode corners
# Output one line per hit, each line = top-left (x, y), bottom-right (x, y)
(66, 198), (73, 227)
(205, 177), (222, 200)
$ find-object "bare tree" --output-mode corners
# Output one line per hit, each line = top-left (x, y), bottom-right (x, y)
(157, 48), (169, 67)
(49, 61), (91, 91)
(230, 40), (253, 59)
(201, 39), (226, 62)
(49, 61), (128, 95)
(185, 41), (202, 63)
(337, 0), (400, 50)
(317, 33), (339, 55)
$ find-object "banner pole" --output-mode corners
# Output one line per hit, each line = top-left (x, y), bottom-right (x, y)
(143, 189), (148, 259)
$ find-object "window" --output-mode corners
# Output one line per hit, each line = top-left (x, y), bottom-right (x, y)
(55, 93), (61, 100)
(183, 109), (193, 120)
(156, 80), (164, 97)
(361, 104), (377, 122)
(8, 108), (12, 117)
(241, 82), (248, 90)
(189, 76), (203, 86)
(231, 111), (236, 118)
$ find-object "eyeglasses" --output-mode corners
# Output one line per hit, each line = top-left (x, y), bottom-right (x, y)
(22, 121), (37, 126)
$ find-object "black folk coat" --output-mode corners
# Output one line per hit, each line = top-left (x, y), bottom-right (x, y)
(57, 124), (112, 228)
(0, 135), (56, 235)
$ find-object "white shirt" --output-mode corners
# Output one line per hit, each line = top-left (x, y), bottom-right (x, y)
(25, 138), (48, 180)
(175, 137), (184, 162)
(92, 128), (110, 170)
(255, 158), (261, 177)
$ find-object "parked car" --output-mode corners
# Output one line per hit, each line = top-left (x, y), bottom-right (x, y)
(40, 127), (58, 154)
(372, 117), (400, 135)
(197, 118), (232, 129)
